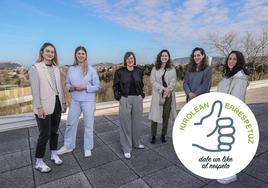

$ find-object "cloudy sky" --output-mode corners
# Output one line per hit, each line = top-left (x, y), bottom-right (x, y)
(0, 0), (267, 66)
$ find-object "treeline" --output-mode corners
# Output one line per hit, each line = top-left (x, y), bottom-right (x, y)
(0, 60), (267, 103)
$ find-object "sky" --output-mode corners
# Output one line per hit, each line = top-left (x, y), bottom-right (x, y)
(0, 0), (267, 66)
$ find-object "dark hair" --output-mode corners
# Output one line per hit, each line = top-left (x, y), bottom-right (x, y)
(123, 51), (136, 66)
(187, 47), (208, 72)
(224, 51), (249, 78)
(73, 46), (88, 75)
(36, 42), (58, 66)
(155, 49), (172, 70)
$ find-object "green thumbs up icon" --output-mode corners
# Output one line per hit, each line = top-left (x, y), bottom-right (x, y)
(192, 100), (236, 152)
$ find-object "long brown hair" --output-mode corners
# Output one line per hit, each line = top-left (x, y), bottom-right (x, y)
(155, 49), (172, 70)
(187, 47), (208, 72)
(73, 46), (88, 76)
(224, 51), (249, 78)
(36, 42), (58, 66)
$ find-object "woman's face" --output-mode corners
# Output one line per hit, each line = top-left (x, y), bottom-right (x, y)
(227, 53), (237, 70)
(193, 50), (204, 65)
(126, 55), (135, 67)
(76, 49), (87, 63)
(42, 45), (55, 62)
(161, 52), (169, 64)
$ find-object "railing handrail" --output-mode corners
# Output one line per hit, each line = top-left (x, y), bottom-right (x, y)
(1, 79), (267, 108)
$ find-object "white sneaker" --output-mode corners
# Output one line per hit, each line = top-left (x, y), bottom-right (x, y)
(124, 153), (131, 159)
(51, 154), (63, 165)
(217, 175), (237, 184)
(35, 161), (51, 173)
(57, 146), (73, 155)
(136, 144), (145, 149)
(85, 150), (92, 157)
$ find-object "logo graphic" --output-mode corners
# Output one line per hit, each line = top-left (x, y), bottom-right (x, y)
(192, 100), (236, 152)
(172, 93), (259, 179)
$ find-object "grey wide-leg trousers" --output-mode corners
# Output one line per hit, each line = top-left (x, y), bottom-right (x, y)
(119, 95), (143, 153)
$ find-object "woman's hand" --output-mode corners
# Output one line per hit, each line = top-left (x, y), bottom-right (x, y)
(37, 107), (46, 119)
(68, 85), (86, 91)
(69, 86), (76, 92)
(163, 87), (172, 97)
(188, 92), (197, 100)
(62, 103), (67, 113)
(163, 91), (169, 98)
(75, 85), (86, 91)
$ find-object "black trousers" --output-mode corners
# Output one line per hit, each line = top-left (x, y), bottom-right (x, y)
(35, 96), (62, 158)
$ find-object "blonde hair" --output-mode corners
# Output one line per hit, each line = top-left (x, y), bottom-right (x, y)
(73, 46), (88, 75)
(36, 42), (58, 66)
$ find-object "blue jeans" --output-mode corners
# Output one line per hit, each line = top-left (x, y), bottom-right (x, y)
(64, 99), (95, 150)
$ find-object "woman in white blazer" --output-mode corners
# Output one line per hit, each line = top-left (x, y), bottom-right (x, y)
(217, 50), (249, 184)
(29, 42), (66, 173)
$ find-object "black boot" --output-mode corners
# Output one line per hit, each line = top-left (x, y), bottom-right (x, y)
(161, 135), (166, 143)
(151, 136), (156, 144)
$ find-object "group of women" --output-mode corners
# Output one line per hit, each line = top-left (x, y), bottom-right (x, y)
(29, 42), (249, 184)
(29, 43), (100, 173)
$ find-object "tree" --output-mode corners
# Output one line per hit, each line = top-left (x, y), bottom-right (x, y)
(242, 29), (268, 80)
(143, 64), (154, 76)
(175, 65), (185, 81)
(207, 32), (239, 58)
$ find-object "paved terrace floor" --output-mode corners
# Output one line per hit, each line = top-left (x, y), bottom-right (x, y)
(0, 101), (268, 188)
(0, 81), (268, 188)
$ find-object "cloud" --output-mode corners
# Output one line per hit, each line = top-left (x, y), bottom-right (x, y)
(78, 0), (268, 44)
(239, 0), (268, 24)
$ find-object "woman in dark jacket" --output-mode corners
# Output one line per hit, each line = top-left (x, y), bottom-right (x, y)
(113, 52), (145, 159)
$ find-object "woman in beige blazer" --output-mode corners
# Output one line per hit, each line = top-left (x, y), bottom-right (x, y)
(29, 42), (66, 173)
